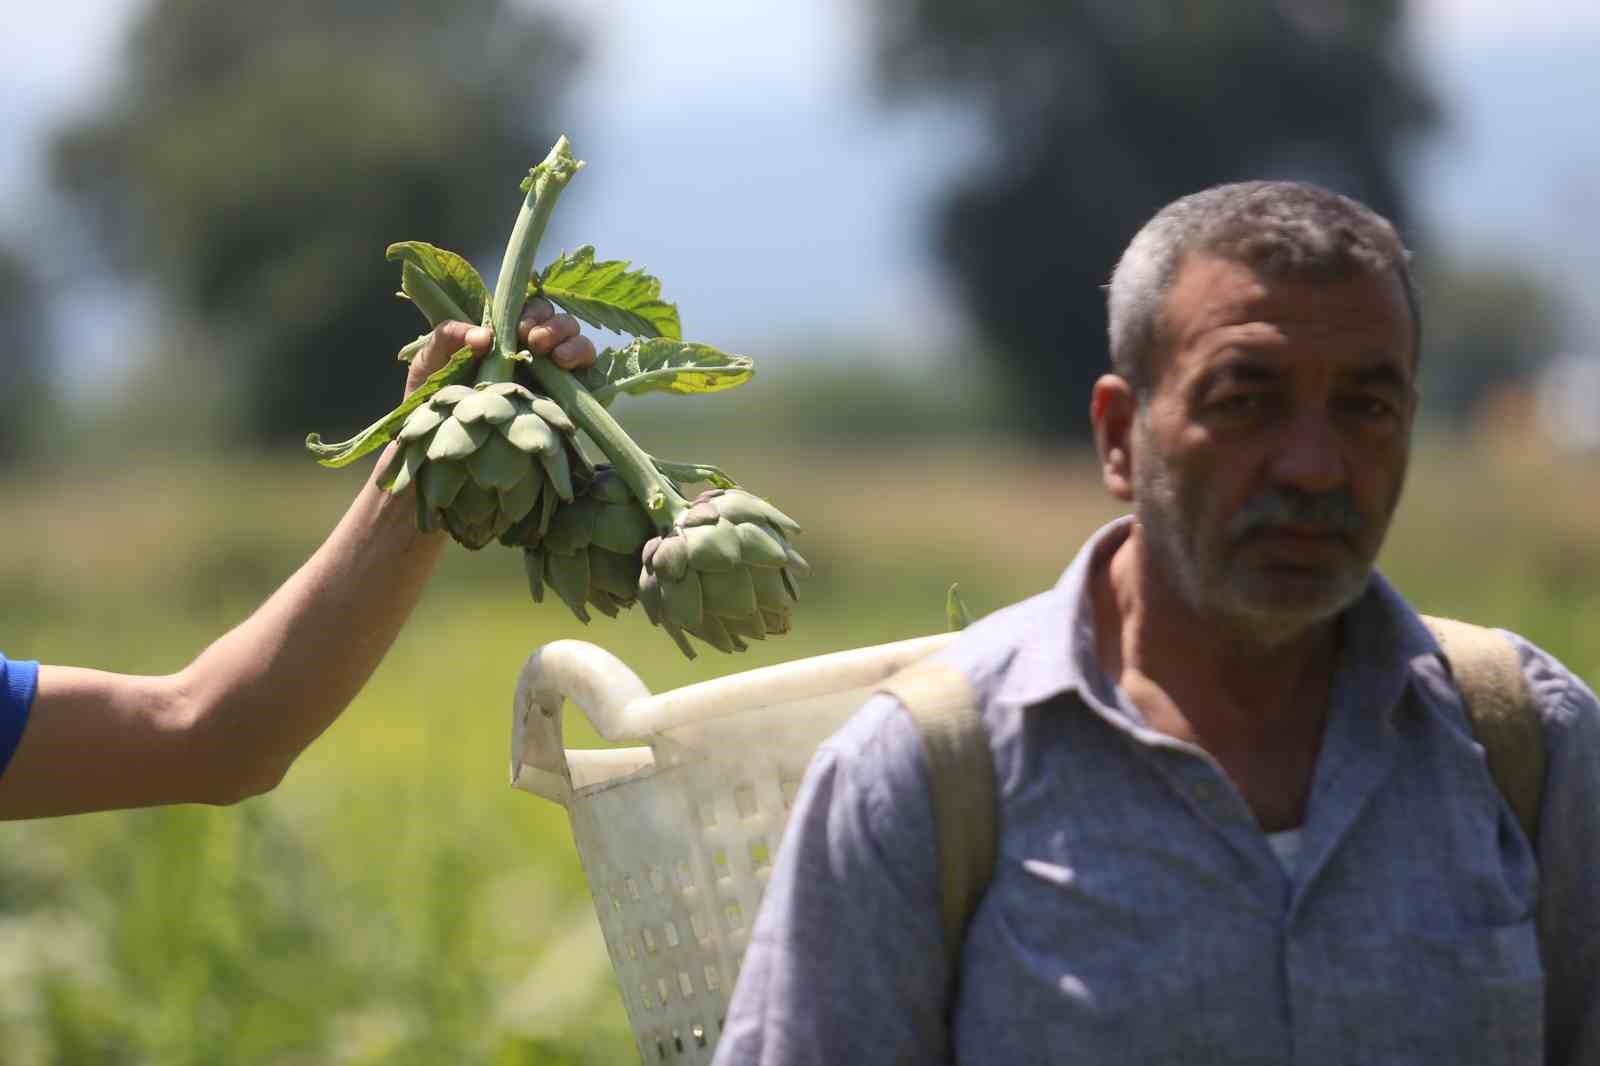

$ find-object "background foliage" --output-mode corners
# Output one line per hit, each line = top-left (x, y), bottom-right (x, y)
(2, 430), (1598, 1062)
(870, 0), (1440, 437)
(0, 247), (50, 465)
(0, 0), (1593, 1060)
(48, 0), (583, 445)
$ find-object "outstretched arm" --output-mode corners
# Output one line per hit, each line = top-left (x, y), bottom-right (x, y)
(0, 302), (594, 819)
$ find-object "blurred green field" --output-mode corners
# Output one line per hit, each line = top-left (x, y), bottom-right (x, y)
(1, 431), (1597, 1063)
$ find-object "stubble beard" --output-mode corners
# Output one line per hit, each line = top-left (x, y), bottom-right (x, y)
(1131, 429), (1376, 649)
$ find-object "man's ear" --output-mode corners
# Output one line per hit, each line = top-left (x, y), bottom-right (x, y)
(1091, 374), (1137, 502)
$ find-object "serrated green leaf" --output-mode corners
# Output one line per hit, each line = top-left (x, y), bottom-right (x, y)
(304, 348), (477, 468)
(535, 246), (682, 339)
(580, 338), (753, 404)
(400, 263), (469, 327)
(387, 241), (490, 325)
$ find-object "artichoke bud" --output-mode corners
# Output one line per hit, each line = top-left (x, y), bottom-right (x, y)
(639, 487), (807, 659)
(386, 381), (581, 550)
(517, 464), (654, 625)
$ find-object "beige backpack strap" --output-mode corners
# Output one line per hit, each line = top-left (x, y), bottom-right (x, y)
(1422, 616), (1545, 845)
(878, 660), (995, 971)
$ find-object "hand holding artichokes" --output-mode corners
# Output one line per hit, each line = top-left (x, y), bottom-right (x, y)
(306, 136), (805, 659)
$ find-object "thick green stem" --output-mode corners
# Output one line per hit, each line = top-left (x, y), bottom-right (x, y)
(484, 136), (584, 388)
(530, 359), (686, 533)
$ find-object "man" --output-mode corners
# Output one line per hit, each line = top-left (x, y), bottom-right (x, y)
(0, 301), (595, 819)
(715, 182), (1600, 1064)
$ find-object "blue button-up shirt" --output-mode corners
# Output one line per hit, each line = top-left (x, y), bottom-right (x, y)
(716, 518), (1600, 1065)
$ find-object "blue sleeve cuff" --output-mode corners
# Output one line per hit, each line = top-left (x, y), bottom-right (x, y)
(0, 653), (39, 779)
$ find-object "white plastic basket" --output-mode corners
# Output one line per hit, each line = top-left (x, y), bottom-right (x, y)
(510, 633), (955, 1065)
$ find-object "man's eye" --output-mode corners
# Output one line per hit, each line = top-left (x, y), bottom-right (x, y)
(1338, 395), (1398, 421)
(1210, 393), (1269, 416)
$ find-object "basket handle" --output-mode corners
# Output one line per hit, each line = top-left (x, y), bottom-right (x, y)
(510, 640), (654, 805)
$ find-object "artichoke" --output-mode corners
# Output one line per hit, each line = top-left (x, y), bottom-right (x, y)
(637, 488), (809, 658)
(516, 465), (654, 622)
(310, 137), (807, 659)
(378, 381), (582, 549)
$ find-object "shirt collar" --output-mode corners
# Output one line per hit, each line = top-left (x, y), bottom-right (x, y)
(995, 515), (1132, 712)
(996, 514), (1440, 725)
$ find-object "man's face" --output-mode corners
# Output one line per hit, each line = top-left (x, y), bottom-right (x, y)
(1129, 254), (1417, 642)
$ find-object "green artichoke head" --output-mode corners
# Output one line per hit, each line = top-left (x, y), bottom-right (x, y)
(517, 464), (654, 623)
(637, 488), (808, 658)
(378, 382), (581, 550)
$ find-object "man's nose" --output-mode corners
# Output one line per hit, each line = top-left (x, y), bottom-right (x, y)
(1270, 413), (1347, 494)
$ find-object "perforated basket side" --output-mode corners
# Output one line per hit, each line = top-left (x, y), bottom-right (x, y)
(515, 633), (959, 1063)
(566, 689), (875, 1063)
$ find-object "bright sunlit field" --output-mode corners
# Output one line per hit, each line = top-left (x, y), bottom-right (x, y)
(1, 432), (1596, 1063)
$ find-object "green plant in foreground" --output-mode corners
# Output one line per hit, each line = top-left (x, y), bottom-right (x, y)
(306, 136), (805, 657)
(946, 583), (973, 631)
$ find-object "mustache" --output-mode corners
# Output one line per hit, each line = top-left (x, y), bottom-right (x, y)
(1227, 488), (1364, 544)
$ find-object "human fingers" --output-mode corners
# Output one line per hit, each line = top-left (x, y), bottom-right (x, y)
(523, 311), (581, 354)
(516, 296), (558, 348)
(549, 333), (597, 370)
(404, 320), (492, 397)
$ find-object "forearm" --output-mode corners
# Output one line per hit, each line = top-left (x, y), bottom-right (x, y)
(0, 453), (441, 819)
(174, 447), (445, 796)
(0, 314), (590, 820)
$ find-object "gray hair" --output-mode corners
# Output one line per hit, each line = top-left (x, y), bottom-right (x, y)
(1106, 181), (1419, 394)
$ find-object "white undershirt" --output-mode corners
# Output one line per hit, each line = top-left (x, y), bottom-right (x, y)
(1266, 828), (1304, 872)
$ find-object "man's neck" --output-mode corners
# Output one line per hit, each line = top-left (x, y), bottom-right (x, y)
(1092, 524), (1340, 830)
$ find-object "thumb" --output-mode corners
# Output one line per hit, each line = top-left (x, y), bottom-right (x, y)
(404, 321), (493, 397)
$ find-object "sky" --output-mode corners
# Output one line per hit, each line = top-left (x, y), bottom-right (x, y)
(3, 0), (1598, 398)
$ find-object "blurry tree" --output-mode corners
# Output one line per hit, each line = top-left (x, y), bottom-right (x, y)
(1416, 260), (1564, 424)
(871, 0), (1437, 438)
(0, 244), (48, 465)
(51, 0), (585, 444)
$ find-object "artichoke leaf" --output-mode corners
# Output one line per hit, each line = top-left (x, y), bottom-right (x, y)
(539, 444), (575, 502)
(735, 522), (790, 568)
(419, 459), (468, 512)
(431, 384), (476, 406)
(527, 397), (574, 434)
(545, 550), (592, 623)
(450, 479), (498, 525)
(750, 567), (792, 611)
(652, 534), (689, 582)
(502, 411), (557, 455)
(591, 500), (653, 556)
(535, 245), (681, 340)
(388, 241), (490, 325)
(662, 570), (705, 629)
(305, 347), (477, 468)
(712, 490), (801, 534)
(466, 432), (530, 491)
(543, 495), (598, 555)
(397, 403), (446, 443)
(387, 443), (426, 495)
(700, 567), (759, 616)
(589, 549), (641, 600)
(426, 417), (490, 462)
(523, 548), (547, 602)
(683, 521), (742, 573)
(579, 339), (753, 405)
(498, 468), (543, 525)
